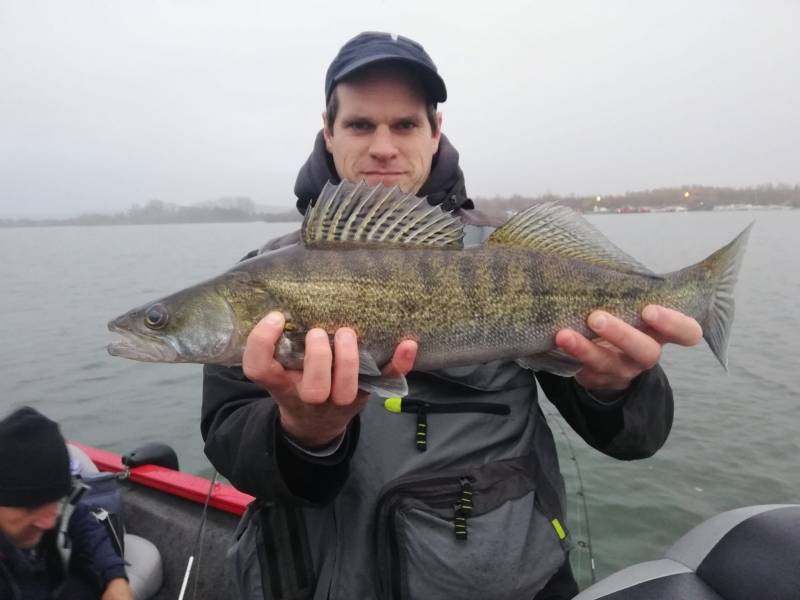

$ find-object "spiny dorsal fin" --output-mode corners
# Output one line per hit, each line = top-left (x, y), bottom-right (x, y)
(487, 202), (657, 276)
(302, 180), (464, 249)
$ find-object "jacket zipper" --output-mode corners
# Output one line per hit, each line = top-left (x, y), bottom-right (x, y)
(384, 398), (510, 452)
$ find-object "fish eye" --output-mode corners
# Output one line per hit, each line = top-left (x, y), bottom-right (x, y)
(144, 304), (169, 330)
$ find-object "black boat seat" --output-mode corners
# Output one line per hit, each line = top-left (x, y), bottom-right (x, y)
(574, 504), (800, 600)
(67, 444), (164, 599)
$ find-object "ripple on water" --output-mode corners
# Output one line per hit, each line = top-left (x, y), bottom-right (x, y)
(153, 374), (198, 387)
(77, 375), (115, 383)
(78, 361), (106, 371)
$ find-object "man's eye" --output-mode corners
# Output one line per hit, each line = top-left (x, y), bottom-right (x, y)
(349, 121), (372, 131)
(395, 121), (417, 130)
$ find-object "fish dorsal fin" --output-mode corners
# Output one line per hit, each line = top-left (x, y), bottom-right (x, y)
(302, 180), (464, 249)
(487, 202), (657, 276)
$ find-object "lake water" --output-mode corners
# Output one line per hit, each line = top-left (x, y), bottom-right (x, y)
(1, 210), (798, 587)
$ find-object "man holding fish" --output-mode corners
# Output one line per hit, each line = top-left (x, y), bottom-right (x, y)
(196, 32), (709, 599)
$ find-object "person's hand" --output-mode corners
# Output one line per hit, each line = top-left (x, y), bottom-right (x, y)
(555, 305), (703, 394)
(243, 312), (417, 448)
(101, 577), (133, 600)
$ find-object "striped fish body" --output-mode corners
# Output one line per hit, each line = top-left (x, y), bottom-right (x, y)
(231, 243), (708, 372)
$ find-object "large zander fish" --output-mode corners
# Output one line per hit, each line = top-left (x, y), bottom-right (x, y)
(108, 181), (752, 396)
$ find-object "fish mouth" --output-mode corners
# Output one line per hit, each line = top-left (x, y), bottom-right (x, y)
(107, 320), (179, 362)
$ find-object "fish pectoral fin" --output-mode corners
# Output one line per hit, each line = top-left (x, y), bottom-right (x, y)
(357, 350), (407, 397)
(275, 331), (307, 370)
(515, 351), (583, 377)
(277, 336), (392, 385)
(358, 374), (409, 399)
(358, 349), (382, 376)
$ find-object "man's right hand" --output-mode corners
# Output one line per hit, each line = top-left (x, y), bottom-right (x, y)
(242, 312), (417, 449)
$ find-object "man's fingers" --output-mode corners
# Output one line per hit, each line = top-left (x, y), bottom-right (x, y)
(383, 339), (418, 378)
(556, 329), (617, 374)
(642, 305), (703, 347)
(556, 329), (641, 389)
(331, 328), (360, 406)
(555, 307), (699, 392)
(586, 311), (662, 370)
(242, 312), (287, 384)
(299, 329), (333, 404)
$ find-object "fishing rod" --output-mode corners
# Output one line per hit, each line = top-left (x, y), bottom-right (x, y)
(545, 408), (597, 584)
(178, 470), (219, 600)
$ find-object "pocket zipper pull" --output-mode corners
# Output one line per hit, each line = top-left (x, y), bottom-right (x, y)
(458, 478), (473, 513)
(453, 477), (474, 541)
(384, 398), (430, 452)
(453, 503), (468, 541)
(415, 406), (428, 452)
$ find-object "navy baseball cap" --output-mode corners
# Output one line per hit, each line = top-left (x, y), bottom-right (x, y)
(325, 31), (447, 104)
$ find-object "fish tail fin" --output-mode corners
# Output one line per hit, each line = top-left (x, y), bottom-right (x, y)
(694, 222), (754, 370)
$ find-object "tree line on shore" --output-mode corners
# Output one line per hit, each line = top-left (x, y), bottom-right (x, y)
(476, 183), (800, 213)
(0, 197), (301, 228)
(2, 184), (798, 228)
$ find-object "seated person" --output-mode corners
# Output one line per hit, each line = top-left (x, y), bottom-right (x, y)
(0, 406), (133, 600)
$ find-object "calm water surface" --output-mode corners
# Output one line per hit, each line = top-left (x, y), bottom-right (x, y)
(1, 211), (798, 586)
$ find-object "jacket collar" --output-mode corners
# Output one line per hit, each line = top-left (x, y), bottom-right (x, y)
(293, 130), (473, 214)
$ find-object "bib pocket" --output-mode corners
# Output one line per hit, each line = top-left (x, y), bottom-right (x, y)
(374, 456), (570, 600)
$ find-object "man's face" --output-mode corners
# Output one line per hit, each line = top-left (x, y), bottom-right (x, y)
(323, 74), (443, 194)
(0, 502), (61, 549)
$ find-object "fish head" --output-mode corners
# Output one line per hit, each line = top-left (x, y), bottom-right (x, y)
(107, 284), (243, 365)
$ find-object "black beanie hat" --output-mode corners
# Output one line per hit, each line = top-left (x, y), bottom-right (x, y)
(0, 406), (72, 507)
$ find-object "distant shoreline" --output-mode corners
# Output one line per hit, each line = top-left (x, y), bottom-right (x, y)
(2, 205), (796, 229)
(3, 184), (798, 227)
(0, 215), (301, 229)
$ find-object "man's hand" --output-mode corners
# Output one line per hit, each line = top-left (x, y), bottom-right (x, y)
(243, 312), (417, 448)
(101, 577), (133, 600)
(555, 305), (703, 393)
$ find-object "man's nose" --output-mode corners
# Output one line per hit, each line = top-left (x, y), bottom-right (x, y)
(368, 125), (398, 160)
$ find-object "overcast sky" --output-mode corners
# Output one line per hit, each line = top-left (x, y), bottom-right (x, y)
(1, 1), (798, 218)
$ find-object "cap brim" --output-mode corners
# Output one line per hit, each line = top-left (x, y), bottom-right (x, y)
(331, 54), (447, 103)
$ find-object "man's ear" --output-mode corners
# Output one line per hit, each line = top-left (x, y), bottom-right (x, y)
(322, 111), (334, 152)
(432, 111), (443, 153)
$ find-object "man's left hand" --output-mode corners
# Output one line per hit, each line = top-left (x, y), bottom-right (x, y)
(101, 577), (133, 600)
(555, 305), (703, 393)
